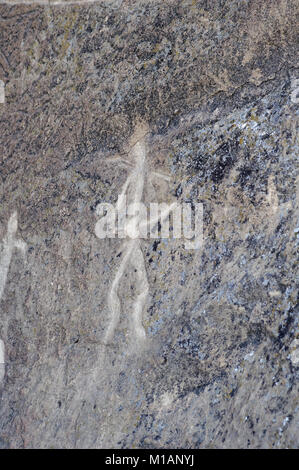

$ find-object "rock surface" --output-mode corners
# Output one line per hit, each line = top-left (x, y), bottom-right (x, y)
(0, 0), (298, 448)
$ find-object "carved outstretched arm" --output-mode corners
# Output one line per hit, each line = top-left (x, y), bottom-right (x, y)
(105, 155), (134, 170)
(150, 171), (172, 182)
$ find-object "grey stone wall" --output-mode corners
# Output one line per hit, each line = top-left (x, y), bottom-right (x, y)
(0, 0), (298, 448)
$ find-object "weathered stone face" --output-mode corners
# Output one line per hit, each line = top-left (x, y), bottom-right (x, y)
(0, 0), (298, 449)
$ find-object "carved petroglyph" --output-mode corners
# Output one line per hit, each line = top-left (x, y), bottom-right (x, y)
(0, 212), (27, 299)
(95, 122), (175, 344)
(0, 80), (4, 104)
(106, 238), (149, 343)
(0, 212), (27, 383)
(0, 339), (4, 384)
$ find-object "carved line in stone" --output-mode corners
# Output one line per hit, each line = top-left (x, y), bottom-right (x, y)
(0, 212), (27, 383)
(0, 80), (4, 104)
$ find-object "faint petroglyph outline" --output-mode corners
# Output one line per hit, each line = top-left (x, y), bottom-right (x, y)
(95, 123), (176, 344)
(0, 339), (4, 383)
(0, 80), (4, 104)
(0, 212), (27, 383)
(290, 78), (299, 104)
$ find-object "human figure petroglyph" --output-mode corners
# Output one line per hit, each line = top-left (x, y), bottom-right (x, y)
(0, 212), (27, 383)
(95, 122), (176, 344)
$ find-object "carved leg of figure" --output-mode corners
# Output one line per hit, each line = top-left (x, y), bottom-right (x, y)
(105, 240), (135, 344)
(130, 240), (149, 340)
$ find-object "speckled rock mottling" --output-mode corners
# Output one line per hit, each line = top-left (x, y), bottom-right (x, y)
(0, 0), (298, 449)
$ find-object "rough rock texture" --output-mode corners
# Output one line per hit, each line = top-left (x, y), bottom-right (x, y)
(0, 0), (298, 448)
